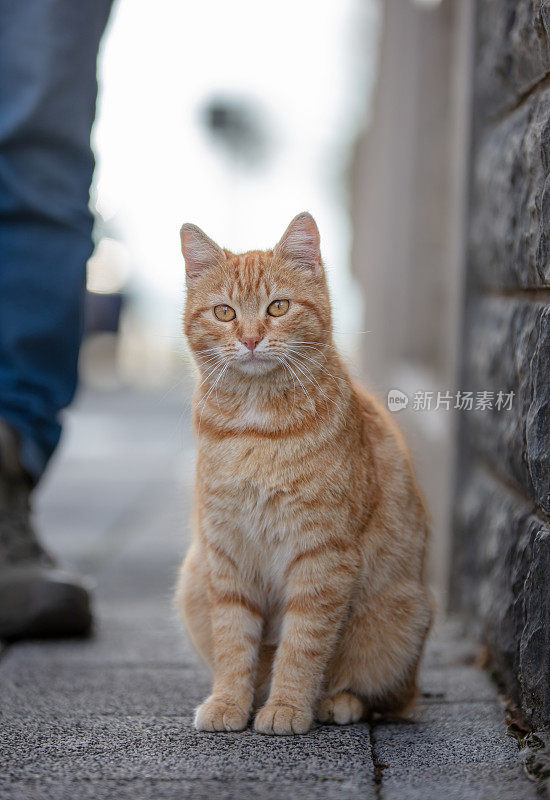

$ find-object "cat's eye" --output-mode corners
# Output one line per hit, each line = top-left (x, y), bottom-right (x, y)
(213, 304), (236, 322)
(267, 299), (290, 317)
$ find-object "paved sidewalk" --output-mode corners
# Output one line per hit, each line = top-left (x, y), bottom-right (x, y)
(0, 389), (537, 799)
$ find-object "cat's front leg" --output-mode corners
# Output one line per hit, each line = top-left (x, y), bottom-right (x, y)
(254, 537), (356, 735)
(195, 543), (263, 732)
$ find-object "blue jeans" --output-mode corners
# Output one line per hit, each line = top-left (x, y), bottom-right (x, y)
(0, 0), (113, 481)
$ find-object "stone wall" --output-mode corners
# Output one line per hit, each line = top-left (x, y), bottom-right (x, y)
(451, 0), (550, 729)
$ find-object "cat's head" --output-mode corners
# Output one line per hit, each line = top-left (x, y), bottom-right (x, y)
(181, 213), (332, 377)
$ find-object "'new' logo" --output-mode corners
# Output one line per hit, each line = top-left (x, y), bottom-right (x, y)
(387, 389), (409, 412)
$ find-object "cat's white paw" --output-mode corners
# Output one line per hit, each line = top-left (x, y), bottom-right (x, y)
(194, 696), (249, 732)
(254, 702), (313, 735)
(317, 692), (364, 725)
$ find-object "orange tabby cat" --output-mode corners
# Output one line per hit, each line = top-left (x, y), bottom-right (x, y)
(175, 212), (432, 735)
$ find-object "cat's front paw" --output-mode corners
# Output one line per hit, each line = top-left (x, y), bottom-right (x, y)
(194, 696), (249, 732)
(254, 702), (313, 735)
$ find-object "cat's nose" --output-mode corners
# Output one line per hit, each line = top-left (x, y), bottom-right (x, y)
(241, 336), (261, 352)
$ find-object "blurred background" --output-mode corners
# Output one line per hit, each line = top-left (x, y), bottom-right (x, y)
(84, 0), (379, 388)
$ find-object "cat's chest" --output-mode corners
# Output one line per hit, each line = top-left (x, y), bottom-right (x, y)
(199, 435), (321, 642)
(240, 522), (300, 639)
(200, 432), (303, 495)
(198, 421), (327, 592)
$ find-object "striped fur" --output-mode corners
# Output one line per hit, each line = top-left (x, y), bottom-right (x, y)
(175, 213), (432, 735)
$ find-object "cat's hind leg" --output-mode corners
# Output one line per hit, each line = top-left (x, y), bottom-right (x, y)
(321, 582), (432, 719)
(175, 543), (213, 668)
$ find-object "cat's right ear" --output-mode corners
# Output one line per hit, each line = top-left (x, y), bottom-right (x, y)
(274, 212), (322, 273)
(180, 223), (225, 279)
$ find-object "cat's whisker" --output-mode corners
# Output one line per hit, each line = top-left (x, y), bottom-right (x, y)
(281, 356), (317, 419)
(293, 355), (346, 413)
(195, 359), (226, 394)
(194, 354), (227, 373)
(193, 347), (226, 361)
(288, 349), (348, 384)
(287, 348), (325, 370)
(284, 354), (321, 391)
(197, 361), (230, 434)
(198, 353), (228, 369)
(196, 348), (232, 361)
(289, 340), (336, 347)
(287, 344), (329, 362)
(276, 356), (297, 416)
(287, 345), (330, 369)
(334, 330), (372, 335)
(290, 341), (341, 356)
(215, 363), (231, 412)
(287, 350), (329, 382)
(285, 354), (344, 416)
(285, 356), (330, 414)
(198, 356), (225, 376)
(196, 351), (221, 362)
(197, 354), (221, 361)
(196, 365), (224, 435)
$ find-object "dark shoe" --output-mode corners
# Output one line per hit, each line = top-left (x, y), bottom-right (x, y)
(0, 421), (93, 640)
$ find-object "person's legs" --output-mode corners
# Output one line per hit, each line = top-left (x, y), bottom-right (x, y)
(0, 0), (113, 639)
(0, 0), (112, 480)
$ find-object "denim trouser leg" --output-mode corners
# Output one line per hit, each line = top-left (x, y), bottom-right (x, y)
(0, 0), (113, 482)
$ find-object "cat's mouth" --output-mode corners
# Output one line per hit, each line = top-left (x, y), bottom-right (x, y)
(234, 352), (278, 374)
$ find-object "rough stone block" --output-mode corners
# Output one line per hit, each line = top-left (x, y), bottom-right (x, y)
(519, 527), (550, 724)
(471, 87), (550, 288)
(476, 0), (550, 118)
(453, 466), (550, 728)
(462, 298), (549, 514)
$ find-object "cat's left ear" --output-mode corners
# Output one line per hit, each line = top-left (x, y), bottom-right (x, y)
(180, 223), (226, 279)
(274, 212), (322, 273)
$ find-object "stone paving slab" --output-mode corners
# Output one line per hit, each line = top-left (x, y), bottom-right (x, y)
(374, 701), (523, 770)
(0, 663), (209, 717)
(418, 665), (499, 705)
(1, 715), (375, 795)
(0, 388), (537, 799)
(376, 767), (533, 800)
(1, 778), (369, 800)
(373, 701), (537, 800)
